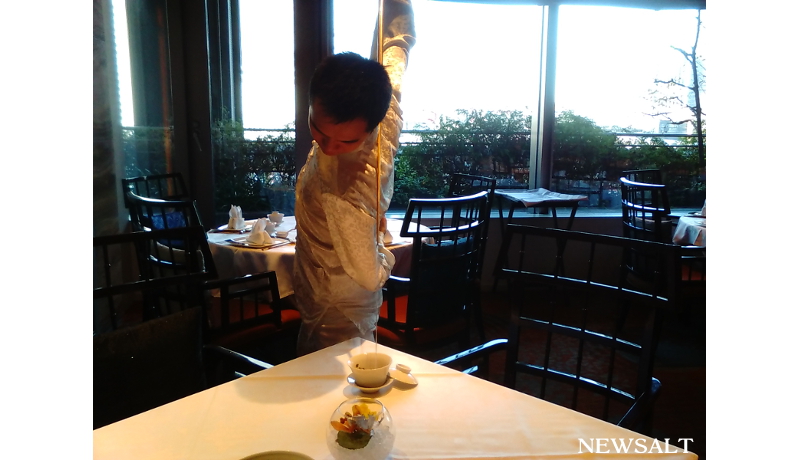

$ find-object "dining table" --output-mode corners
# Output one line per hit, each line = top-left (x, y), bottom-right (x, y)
(93, 337), (698, 459)
(492, 189), (589, 289)
(206, 217), (422, 298)
(494, 188), (589, 230)
(672, 214), (706, 247)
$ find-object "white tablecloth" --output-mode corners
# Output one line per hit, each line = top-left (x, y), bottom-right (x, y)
(672, 216), (706, 247)
(495, 188), (588, 208)
(207, 217), (417, 298)
(93, 338), (697, 459)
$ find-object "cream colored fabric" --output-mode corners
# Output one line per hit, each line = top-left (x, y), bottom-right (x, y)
(94, 338), (698, 460)
(293, 0), (415, 355)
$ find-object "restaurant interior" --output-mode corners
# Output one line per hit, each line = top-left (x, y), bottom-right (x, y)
(91, 1), (712, 459)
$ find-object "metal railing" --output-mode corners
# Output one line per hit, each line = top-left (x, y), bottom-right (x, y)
(122, 126), (705, 213)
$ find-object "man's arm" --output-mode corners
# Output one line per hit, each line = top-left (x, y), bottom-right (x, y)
(370, 0), (416, 98)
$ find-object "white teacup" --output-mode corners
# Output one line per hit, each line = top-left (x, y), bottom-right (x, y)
(348, 353), (392, 388)
(269, 211), (284, 224)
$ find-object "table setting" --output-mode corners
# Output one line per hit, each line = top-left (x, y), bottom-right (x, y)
(205, 207), (424, 298)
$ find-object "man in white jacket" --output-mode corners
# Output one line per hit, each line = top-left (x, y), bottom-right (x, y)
(293, 0), (416, 355)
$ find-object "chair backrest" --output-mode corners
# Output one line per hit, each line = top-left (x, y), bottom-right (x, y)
(622, 169), (663, 186)
(497, 224), (680, 433)
(93, 306), (207, 429)
(94, 226), (217, 332)
(447, 173), (496, 205)
(395, 191), (489, 341)
(620, 176), (673, 243)
(447, 173), (497, 277)
(125, 188), (204, 233)
(122, 173), (188, 208)
(203, 271), (302, 365)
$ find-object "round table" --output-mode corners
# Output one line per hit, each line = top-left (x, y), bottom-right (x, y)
(206, 216), (419, 298)
(672, 215), (706, 247)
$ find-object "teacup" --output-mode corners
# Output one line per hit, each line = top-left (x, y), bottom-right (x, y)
(269, 211), (284, 224)
(348, 352), (392, 388)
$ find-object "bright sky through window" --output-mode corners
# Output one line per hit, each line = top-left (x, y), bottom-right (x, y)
(114, 1), (704, 134)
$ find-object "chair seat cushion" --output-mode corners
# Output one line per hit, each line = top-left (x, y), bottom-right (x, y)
(378, 295), (468, 348)
(206, 297), (291, 328)
(206, 296), (301, 344)
(681, 261), (705, 281)
(149, 211), (188, 230)
(207, 309), (301, 350)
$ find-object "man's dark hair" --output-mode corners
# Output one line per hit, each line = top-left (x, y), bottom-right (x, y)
(309, 52), (392, 132)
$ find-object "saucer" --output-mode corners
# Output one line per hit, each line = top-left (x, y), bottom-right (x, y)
(347, 374), (393, 393)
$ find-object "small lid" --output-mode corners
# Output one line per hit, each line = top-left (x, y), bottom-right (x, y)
(390, 364), (418, 386)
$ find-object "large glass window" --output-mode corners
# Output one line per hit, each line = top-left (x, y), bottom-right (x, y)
(215, 0), (297, 221)
(112, 0), (176, 178)
(334, 0), (543, 209)
(239, 0), (295, 133)
(553, 6), (705, 208)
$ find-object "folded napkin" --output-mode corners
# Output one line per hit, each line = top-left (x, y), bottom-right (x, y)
(700, 200), (706, 217)
(228, 205), (245, 230)
(246, 218), (274, 245)
(383, 229), (393, 245)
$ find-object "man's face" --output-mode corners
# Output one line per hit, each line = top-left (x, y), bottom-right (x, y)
(308, 100), (370, 156)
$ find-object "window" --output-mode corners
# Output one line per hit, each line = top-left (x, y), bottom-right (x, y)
(334, 0), (544, 210)
(107, 1), (706, 227)
(216, 0), (297, 220)
(552, 6), (706, 208)
(239, 0), (295, 133)
(112, 0), (176, 178)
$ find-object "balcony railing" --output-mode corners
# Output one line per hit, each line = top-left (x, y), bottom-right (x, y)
(122, 126), (705, 217)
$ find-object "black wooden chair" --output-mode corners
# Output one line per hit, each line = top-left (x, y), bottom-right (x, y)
(123, 187), (302, 362)
(377, 191), (489, 357)
(93, 228), (272, 429)
(437, 225), (682, 435)
(204, 271), (302, 365)
(620, 176), (673, 245)
(620, 173), (705, 314)
(122, 190), (212, 317)
(94, 226), (216, 331)
(122, 173), (189, 208)
(623, 169), (664, 186)
(446, 173), (497, 339)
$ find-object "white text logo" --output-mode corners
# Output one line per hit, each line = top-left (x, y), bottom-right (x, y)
(578, 438), (693, 454)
